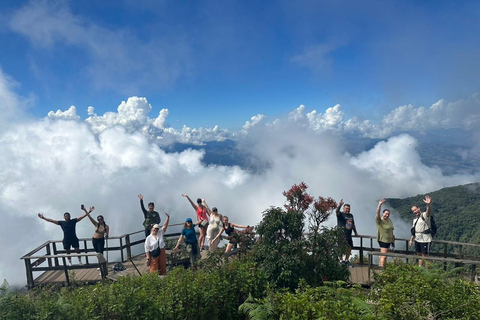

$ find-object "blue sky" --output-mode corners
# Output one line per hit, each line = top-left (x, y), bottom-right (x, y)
(1, 0), (479, 130)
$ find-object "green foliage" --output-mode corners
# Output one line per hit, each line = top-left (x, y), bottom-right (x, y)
(371, 262), (480, 320)
(240, 284), (374, 320)
(0, 258), (267, 320)
(254, 183), (349, 289)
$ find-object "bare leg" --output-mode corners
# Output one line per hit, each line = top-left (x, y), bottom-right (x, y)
(199, 227), (206, 249)
(225, 243), (234, 254)
(74, 247), (83, 264)
(65, 248), (72, 264)
(379, 247), (389, 267)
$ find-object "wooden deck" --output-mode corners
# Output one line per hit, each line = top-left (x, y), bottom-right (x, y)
(33, 250), (210, 286)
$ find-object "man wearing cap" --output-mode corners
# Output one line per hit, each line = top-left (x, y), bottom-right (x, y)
(145, 212), (170, 275)
(138, 194), (161, 238)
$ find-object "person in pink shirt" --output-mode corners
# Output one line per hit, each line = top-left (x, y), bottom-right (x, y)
(182, 194), (209, 250)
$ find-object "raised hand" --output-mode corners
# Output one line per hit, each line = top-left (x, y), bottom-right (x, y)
(379, 198), (386, 205)
(339, 199), (344, 207)
(138, 194), (143, 200)
(423, 195), (432, 205)
(182, 194), (187, 197)
(38, 213), (44, 219)
(89, 206), (95, 213)
(165, 212), (170, 218)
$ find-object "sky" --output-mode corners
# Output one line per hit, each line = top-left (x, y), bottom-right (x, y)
(1, 0), (480, 287)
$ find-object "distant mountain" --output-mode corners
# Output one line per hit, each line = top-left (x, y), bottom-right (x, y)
(165, 130), (480, 175)
(386, 182), (480, 246)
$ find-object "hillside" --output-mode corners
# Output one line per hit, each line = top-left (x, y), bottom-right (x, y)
(387, 182), (480, 244)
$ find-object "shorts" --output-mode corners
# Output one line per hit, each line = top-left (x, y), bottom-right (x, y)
(339, 236), (353, 248)
(63, 237), (79, 250)
(378, 241), (391, 249)
(415, 241), (431, 254)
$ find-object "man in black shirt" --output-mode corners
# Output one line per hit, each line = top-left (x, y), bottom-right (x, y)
(336, 199), (359, 267)
(38, 209), (89, 265)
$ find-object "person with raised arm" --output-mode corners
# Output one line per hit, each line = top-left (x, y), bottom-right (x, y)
(375, 199), (395, 268)
(213, 216), (251, 254)
(145, 212), (170, 275)
(138, 194), (160, 238)
(182, 194), (209, 251)
(203, 200), (223, 251)
(38, 207), (90, 265)
(81, 206), (109, 255)
(409, 195), (433, 267)
(173, 218), (201, 267)
(336, 199), (359, 267)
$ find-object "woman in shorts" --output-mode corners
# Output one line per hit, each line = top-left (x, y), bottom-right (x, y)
(376, 198), (395, 267)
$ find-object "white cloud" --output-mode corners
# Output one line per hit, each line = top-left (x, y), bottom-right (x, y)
(47, 105), (80, 121)
(286, 93), (480, 138)
(8, 0), (193, 92)
(291, 42), (340, 74)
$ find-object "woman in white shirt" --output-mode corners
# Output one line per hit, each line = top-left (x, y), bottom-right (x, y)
(204, 203), (222, 251)
(145, 212), (170, 275)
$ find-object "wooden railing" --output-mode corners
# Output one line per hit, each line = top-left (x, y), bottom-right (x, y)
(353, 235), (480, 266)
(20, 223), (186, 289)
(366, 251), (480, 283)
(22, 230), (480, 289)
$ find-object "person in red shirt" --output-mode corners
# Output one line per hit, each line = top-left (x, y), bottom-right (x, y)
(182, 194), (209, 250)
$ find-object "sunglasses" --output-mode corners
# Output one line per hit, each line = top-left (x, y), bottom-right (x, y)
(186, 221), (192, 224)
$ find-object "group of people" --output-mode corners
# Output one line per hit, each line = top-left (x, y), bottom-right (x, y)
(336, 195), (433, 268)
(141, 194), (252, 275)
(37, 192), (435, 273)
(38, 205), (109, 266)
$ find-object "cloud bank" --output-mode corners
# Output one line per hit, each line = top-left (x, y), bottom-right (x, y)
(1, 68), (480, 286)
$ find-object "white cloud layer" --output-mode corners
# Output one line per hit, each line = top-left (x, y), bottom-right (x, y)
(1, 67), (480, 286)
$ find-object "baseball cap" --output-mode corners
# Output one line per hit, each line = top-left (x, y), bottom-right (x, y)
(186, 218), (193, 222)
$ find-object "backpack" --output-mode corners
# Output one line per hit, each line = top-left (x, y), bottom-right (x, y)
(411, 215), (437, 237)
(429, 215), (437, 237)
(113, 262), (126, 272)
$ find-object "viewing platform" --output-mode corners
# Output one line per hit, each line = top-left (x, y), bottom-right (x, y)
(21, 230), (480, 289)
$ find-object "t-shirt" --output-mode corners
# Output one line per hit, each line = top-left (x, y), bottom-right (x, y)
(181, 227), (198, 244)
(413, 211), (432, 243)
(58, 219), (78, 239)
(376, 217), (394, 243)
(337, 212), (355, 237)
(196, 206), (207, 221)
(140, 200), (160, 230)
(144, 230), (165, 252)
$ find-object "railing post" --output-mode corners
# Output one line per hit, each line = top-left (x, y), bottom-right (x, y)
(62, 257), (70, 287)
(359, 236), (364, 265)
(46, 244), (52, 267)
(84, 240), (89, 265)
(126, 235), (132, 260)
(24, 259), (34, 289)
(120, 238), (124, 262)
(53, 242), (59, 267)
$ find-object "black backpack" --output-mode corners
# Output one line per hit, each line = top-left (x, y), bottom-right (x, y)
(411, 215), (437, 237)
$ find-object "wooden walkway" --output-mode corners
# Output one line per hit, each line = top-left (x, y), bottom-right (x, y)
(23, 231), (480, 288)
(33, 250), (210, 286)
